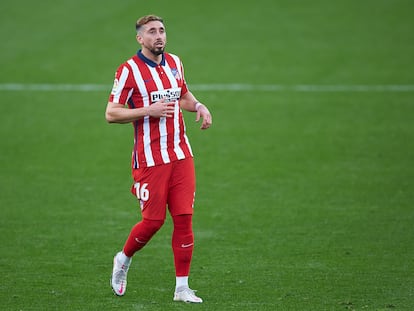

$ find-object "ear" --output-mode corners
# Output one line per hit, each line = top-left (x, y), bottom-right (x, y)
(136, 34), (143, 44)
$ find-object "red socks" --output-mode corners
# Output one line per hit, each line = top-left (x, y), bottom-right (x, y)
(123, 218), (164, 257)
(122, 214), (194, 277)
(172, 214), (194, 277)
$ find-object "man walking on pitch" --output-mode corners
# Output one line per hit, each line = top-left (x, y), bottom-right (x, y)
(105, 15), (212, 303)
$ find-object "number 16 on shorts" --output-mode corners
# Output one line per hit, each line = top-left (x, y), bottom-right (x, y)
(134, 182), (149, 200)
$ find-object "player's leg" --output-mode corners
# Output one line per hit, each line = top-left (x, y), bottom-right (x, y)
(123, 218), (165, 257)
(171, 214), (202, 303)
(168, 158), (203, 303)
(172, 214), (194, 281)
(111, 164), (172, 296)
(111, 218), (164, 296)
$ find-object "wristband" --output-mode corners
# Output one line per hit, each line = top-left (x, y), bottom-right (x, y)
(195, 102), (202, 111)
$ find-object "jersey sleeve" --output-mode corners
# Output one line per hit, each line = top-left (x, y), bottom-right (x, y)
(180, 60), (189, 96)
(108, 63), (134, 104)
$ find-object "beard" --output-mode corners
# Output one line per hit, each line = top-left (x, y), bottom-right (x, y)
(149, 47), (164, 56)
(149, 43), (165, 56)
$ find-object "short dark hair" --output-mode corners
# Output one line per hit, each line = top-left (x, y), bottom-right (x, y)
(135, 15), (164, 33)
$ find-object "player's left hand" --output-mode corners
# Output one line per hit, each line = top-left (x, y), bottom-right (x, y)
(195, 104), (212, 130)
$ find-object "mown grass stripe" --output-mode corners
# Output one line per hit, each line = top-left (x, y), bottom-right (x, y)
(1, 83), (414, 92)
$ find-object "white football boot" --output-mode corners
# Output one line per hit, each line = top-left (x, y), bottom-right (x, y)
(110, 252), (131, 296)
(173, 286), (203, 303)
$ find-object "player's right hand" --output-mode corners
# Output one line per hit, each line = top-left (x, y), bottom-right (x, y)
(148, 97), (175, 118)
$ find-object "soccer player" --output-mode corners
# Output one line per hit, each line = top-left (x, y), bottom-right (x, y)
(105, 15), (212, 303)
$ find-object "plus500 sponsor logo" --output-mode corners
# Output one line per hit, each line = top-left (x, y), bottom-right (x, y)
(150, 88), (181, 104)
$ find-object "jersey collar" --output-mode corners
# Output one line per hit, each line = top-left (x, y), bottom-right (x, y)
(137, 50), (165, 67)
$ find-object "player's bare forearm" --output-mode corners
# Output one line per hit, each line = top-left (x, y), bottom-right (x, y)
(105, 102), (148, 123)
(179, 92), (199, 112)
(180, 92), (212, 130)
(105, 99), (176, 123)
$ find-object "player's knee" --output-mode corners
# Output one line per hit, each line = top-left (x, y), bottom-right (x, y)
(143, 218), (165, 234)
(172, 215), (194, 250)
(172, 214), (193, 233)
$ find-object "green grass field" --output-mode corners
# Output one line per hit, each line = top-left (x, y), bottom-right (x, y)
(1, 0), (414, 310)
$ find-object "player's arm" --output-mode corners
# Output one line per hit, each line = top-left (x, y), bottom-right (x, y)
(179, 91), (212, 130)
(105, 102), (148, 124)
(105, 99), (175, 124)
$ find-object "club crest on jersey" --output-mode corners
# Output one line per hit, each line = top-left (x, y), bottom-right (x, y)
(171, 68), (181, 80)
(150, 87), (181, 104)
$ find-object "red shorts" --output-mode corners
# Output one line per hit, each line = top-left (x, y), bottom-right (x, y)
(130, 157), (196, 220)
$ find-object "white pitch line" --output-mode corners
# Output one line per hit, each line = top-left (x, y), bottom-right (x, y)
(0, 83), (109, 92)
(0, 83), (414, 92)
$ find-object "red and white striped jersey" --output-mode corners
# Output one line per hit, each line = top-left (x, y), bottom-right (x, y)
(108, 50), (193, 169)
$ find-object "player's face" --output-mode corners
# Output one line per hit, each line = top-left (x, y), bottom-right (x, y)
(137, 21), (166, 56)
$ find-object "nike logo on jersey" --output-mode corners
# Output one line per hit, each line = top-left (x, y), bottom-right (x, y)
(135, 238), (146, 244)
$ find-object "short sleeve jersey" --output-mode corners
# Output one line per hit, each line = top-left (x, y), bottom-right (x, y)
(108, 50), (193, 169)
